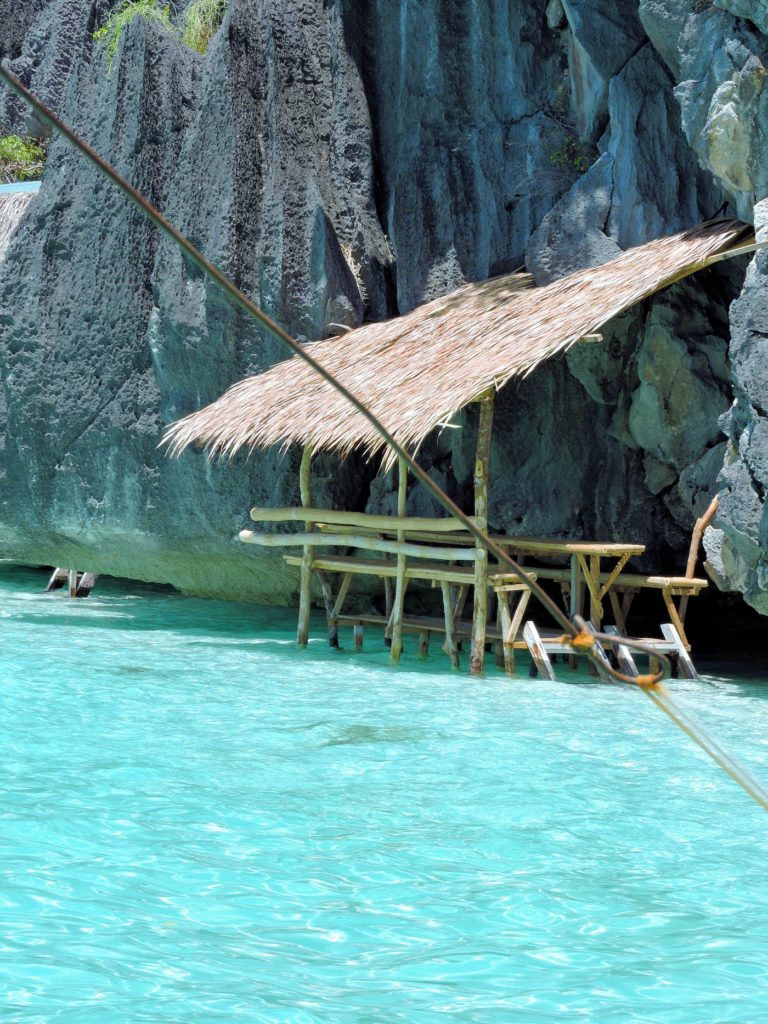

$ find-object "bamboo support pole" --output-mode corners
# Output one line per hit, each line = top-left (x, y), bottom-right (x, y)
(390, 457), (409, 664)
(297, 445), (314, 647)
(250, 507), (475, 532)
(470, 391), (494, 675)
(680, 495), (719, 623)
(239, 530), (476, 561)
(441, 581), (460, 669)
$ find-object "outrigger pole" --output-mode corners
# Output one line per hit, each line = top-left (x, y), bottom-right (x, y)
(3, 62), (767, 810)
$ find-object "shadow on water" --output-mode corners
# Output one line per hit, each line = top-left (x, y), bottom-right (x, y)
(316, 724), (426, 748)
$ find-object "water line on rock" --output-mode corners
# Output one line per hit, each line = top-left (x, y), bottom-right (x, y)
(4, 63), (768, 812)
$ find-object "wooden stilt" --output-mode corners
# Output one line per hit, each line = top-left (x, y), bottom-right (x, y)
(470, 391), (494, 675)
(441, 580), (460, 669)
(318, 571), (340, 648)
(67, 569), (78, 599)
(390, 456), (408, 664)
(297, 444), (314, 647)
(384, 578), (394, 618)
(353, 623), (364, 650)
(418, 631), (430, 658)
(608, 591), (627, 634)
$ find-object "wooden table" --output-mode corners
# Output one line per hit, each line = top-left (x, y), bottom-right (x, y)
(495, 537), (646, 629)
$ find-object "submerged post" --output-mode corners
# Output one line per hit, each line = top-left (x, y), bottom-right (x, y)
(390, 456), (409, 664)
(297, 444), (314, 647)
(470, 390), (495, 674)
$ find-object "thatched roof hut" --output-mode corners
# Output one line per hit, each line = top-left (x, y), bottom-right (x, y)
(0, 184), (38, 263)
(164, 219), (754, 463)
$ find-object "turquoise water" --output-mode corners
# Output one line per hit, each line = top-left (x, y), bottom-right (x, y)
(2, 563), (768, 1022)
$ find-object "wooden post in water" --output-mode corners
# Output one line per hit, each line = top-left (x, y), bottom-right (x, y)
(390, 456), (409, 664)
(470, 390), (495, 675)
(297, 444), (314, 647)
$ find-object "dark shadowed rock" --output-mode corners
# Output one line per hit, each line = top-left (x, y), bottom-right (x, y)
(0, 0), (765, 614)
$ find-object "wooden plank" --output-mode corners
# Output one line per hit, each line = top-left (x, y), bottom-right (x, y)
(470, 392), (494, 675)
(660, 623), (699, 679)
(334, 612), (517, 644)
(250, 506), (475, 532)
(75, 572), (98, 598)
(241, 530), (476, 561)
(604, 625), (638, 678)
(523, 621), (556, 680)
(44, 567), (68, 593)
(503, 538), (645, 557)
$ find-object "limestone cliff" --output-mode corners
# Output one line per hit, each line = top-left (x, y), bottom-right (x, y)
(0, 0), (765, 608)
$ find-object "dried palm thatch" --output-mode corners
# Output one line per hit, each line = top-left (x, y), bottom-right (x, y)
(164, 219), (753, 464)
(0, 191), (35, 262)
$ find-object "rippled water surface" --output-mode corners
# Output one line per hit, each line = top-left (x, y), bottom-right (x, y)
(3, 563), (768, 1022)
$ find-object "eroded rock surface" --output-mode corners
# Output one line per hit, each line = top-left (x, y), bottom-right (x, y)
(0, 0), (766, 609)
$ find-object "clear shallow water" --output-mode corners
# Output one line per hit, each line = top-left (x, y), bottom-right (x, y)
(2, 563), (768, 1023)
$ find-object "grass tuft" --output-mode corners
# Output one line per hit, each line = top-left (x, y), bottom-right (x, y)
(0, 135), (47, 183)
(93, 0), (173, 70)
(179, 0), (228, 54)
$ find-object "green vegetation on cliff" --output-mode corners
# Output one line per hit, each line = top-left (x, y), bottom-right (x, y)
(93, 0), (173, 70)
(94, 0), (227, 69)
(180, 0), (228, 54)
(0, 135), (46, 183)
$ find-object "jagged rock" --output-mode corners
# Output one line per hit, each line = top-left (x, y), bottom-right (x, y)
(714, 0), (768, 34)
(637, 0), (692, 78)
(561, 0), (647, 135)
(526, 154), (622, 284)
(0, 0), (764, 612)
(705, 200), (768, 611)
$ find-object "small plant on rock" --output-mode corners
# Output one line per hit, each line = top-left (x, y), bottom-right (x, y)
(0, 135), (47, 183)
(93, 0), (173, 70)
(180, 0), (228, 53)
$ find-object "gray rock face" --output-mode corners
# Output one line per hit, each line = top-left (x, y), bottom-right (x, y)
(0, 0), (765, 611)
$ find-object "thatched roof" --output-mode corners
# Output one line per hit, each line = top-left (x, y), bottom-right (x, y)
(0, 189), (36, 262)
(164, 219), (753, 462)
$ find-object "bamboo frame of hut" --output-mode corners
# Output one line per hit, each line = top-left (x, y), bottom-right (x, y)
(164, 219), (765, 672)
(240, 390), (507, 673)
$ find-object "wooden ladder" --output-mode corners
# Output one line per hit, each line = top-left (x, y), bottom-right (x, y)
(522, 621), (697, 681)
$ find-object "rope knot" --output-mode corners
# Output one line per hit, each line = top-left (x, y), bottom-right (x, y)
(558, 629), (596, 653)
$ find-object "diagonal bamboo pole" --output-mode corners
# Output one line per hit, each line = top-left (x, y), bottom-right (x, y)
(5, 64), (767, 810)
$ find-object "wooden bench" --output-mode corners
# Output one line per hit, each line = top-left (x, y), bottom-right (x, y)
(519, 497), (718, 649)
